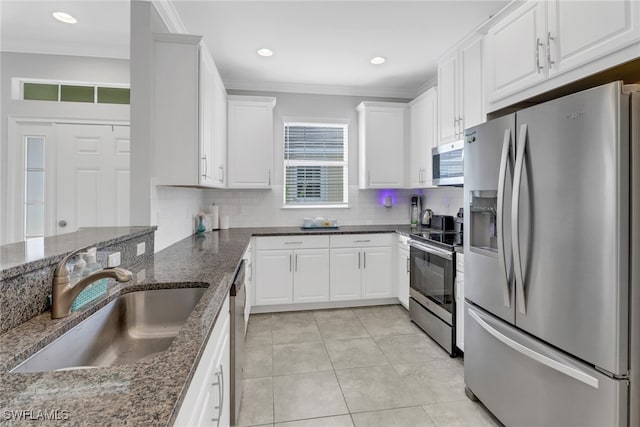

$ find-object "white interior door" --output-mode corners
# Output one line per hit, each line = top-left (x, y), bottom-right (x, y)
(56, 124), (130, 234)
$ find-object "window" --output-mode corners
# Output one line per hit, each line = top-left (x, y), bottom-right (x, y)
(19, 80), (130, 104)
(284, 123), (348, 207)
(24, 136), (46, 238)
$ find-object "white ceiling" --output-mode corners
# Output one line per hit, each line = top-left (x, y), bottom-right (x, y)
(0, 0), (130, 59)
(173, 1), (509, 98)
(0, 0), (509, 98)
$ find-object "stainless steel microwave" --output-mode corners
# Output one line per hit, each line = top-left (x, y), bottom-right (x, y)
(432, 140), (464, 186)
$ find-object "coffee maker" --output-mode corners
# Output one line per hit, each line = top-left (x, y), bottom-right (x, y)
(410, 195), (421, 226)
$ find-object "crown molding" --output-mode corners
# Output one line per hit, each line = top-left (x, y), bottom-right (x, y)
(151, 0), (187, 34)
(223, 79), (417, 100)
(415, 76), (438, 98)
(0, 41), (129, 60)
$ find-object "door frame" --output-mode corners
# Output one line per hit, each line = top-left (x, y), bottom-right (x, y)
(6, 116), (130, 244)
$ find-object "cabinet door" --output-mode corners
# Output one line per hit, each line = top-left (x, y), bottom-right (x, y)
(547, 0), (640, 77)
(212, 320), (230, 427)
(330, 248), (362, 301)
(409, 88), (437, 188)
(455, 273), (464, 351)
(438, 52), (459, 145)
(362, 246), (393, 299)
(227, 98), (274, 188)
(486, 0), (547, 103)
(293, 248), (330, 303)
(212, 69), (227, 186)
(199, 48), (216, 187)
(461, 36), (485, 130)
(362, 107), (406, 188)
(397, 249), (410, 308)
(255, 250), (293, 305)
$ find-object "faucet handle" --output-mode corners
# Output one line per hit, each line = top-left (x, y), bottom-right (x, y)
(104, 267), (133, 282)
(54, 246), (91, 278)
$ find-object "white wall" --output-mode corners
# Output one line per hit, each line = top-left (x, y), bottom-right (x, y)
(204, 90), (463, 227)
(0, 52), (130, 244)
(130, 0), (204, 252)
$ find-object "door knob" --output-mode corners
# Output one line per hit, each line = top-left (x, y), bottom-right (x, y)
(58, 220), (67, 227)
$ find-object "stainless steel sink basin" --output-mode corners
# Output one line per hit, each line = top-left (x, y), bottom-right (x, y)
(12, 287), (206, 373)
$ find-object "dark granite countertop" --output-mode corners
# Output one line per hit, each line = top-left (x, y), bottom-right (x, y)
(0, 224), (418, 426)
(0, 227), (158, 280)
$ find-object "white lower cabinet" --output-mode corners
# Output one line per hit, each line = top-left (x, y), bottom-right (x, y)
(330, 248), (362, 301)
(361, 247), (393, 298)
(397, 247), (410, 309)
(329, 245), (393, 301)
(255, 246), (330, 306)
(175, 296), (230, 427)
(455, 253), (464, 352)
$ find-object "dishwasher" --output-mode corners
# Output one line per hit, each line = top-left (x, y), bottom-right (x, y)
(230, 259), (246, 426)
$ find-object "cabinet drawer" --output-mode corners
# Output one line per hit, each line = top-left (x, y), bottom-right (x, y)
(330, 233), (393, 248)
(255, 235), (330, 250)
(456, 252), (464, 272)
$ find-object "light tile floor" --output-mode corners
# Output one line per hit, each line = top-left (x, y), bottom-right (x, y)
(238, 305), (502, 427)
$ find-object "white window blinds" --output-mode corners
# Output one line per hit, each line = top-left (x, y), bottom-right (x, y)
(284, 123), (348, 206)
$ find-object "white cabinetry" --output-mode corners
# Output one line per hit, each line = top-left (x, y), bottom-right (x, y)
(438, 34), (485, 145)
(357, 102), (407, 189)
(485, 0), (640, 108)
(408, 87), (438, 188)
(397, 235), (410, 309)
(330, 234), (394, 301)
(153, 34), (226, 188)
(455, 253), (464, 352)
(255, 236), (330, 306)
(227, 96), (276, 189)
(175, 296), (230, 427)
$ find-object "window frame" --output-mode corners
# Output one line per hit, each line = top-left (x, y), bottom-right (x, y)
(282, 121), (349, 209)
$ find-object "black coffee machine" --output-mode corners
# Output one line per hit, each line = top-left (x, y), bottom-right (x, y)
(455, 208), (464, 233)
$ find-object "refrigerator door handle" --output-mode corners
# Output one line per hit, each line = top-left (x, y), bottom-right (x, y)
(468, 308), (599, 389)
(512, 123), (528, 315)
(497, 128), (514, 307)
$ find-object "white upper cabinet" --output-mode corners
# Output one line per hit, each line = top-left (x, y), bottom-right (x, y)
(408, 87), (438, 188)
(153, 34), (226, 188)
(546, 0), (640, 77)
(438, 34), (485, 145)
(227, 96), (276, 189)
(485, 0), (640, 109)
(357, 102), (407, 189)
(485, 0), (548, 104)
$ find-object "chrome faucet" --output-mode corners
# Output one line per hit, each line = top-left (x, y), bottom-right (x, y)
(52, 247), (133, 319)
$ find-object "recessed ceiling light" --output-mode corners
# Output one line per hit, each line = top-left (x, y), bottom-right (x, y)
(370, 56), (386, 65)
(257, 48), (273, 57)
(53, 12), (77, 24)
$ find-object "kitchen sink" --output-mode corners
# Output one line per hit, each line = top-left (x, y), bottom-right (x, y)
(12, 287), (206, 373)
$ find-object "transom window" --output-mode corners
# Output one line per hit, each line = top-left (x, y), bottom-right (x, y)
(284, 122), (348, 207)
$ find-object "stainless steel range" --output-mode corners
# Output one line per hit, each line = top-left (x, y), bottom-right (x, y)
(409, 229), (461, 357)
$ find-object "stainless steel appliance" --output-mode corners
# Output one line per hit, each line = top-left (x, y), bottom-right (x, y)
(432, 139), (464, 186)
(419, 208), (433, 227)
(464, 81), (640, 426)
(230, 260), (246, 426)
(409, 231), (461, 356)
(430, 215), (455, 231)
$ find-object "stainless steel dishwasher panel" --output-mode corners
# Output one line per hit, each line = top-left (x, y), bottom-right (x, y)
(230, 260), (246, 426)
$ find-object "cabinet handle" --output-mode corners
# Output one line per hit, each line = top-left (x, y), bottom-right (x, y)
(363, 252), (367, 269)
(546, 32), (555, 68)
(358, 252), (361, 269)
(202, 155), (208, 178)
(289, 254), (292, 272)
(295, 254), (298, 272)
(218, 165), (224, 183)
(284, 241), (303, 245)
(458, 116), (463, 137)
(406, 257), (410, 273)
(211, 365), (224, 426)
(353, 239), (371, 243)
(367, 170), (371, 187)
(268, 169), (271, 186)
(535, 37), (544, 73)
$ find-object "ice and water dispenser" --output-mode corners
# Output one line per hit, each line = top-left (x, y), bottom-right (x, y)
(469, 190), (498, 253)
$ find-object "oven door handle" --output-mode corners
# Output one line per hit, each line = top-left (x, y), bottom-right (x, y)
(409, 241), (453, 260)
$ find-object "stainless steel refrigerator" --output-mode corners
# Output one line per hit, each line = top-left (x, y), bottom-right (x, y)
(463, 81), (640, 426)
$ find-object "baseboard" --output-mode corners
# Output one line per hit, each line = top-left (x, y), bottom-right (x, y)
(251, 298), (402, 314)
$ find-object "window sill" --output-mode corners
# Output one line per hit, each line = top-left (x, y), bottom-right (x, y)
(281, 204), (350, 210)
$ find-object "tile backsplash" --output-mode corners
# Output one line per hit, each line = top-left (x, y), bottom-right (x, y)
(203, 186), (463, 228)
